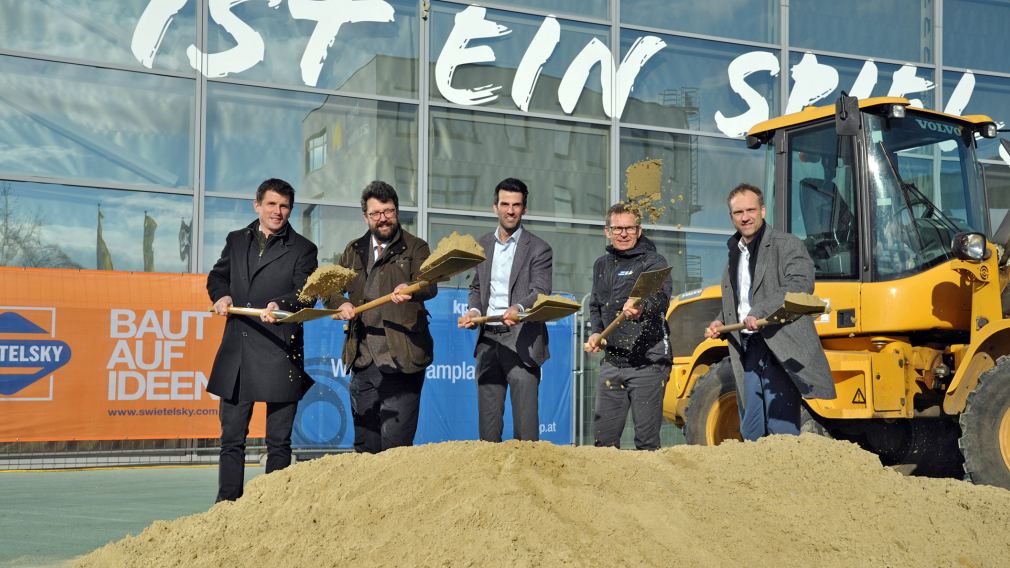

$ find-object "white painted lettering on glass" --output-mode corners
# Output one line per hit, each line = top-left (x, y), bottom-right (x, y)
(188, 0), (265, 78)
(434, 6), (511, 105)
(785, 53), (838, 114)
(288, 0), (395, 88)
(131, 0), (189, 68)
(512, 16), (560, 112)
(714, 51), (780, 138)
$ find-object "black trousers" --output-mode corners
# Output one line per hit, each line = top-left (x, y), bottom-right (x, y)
(475, 334), (541, 442)
(350, 365), (425, 453)
(217, 397), (298, 502)
(593, 361), (667, 450)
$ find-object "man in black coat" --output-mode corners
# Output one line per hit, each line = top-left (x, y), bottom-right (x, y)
(207, 178), (318, 501)
(585, 203), (672, 450)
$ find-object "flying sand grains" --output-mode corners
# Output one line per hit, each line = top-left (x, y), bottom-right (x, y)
(298, 264), (358, 304)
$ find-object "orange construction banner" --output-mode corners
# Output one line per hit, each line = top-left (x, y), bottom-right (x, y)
(0, 267), (265, 442)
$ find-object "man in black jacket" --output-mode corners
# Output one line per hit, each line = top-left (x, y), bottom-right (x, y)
(207, 178), (318, 501)
(585, 203), (672, 450)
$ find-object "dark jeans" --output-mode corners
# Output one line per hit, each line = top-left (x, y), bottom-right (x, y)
(350, 365), (424, 453)
(739, 333), (802, 441)
(217, 398), (298, 502)
(593, 361), (667, 450)
(475, 334), (541, 442)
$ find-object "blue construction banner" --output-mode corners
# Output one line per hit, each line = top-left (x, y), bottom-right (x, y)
(293, 288), (574, 449)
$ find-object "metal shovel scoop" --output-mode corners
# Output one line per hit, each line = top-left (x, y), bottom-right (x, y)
(349, 250), (486, 316)
(460, 294), (582, 326)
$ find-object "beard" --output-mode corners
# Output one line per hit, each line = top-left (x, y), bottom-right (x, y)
(370, 220), (399, 242)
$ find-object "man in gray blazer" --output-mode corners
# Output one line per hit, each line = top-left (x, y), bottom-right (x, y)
(459, 178), (553, 442)
(705, 183), (835, 440)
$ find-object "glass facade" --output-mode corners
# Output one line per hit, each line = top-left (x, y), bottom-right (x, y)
(3, 0), (1009, 447)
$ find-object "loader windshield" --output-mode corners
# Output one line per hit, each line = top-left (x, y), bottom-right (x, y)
(865, 112), (986, 280)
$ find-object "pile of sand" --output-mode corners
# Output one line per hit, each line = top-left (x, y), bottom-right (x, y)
(421, 232), (485, 273)
(76, 435), (1010, 567)
(298, 264), (357, 304)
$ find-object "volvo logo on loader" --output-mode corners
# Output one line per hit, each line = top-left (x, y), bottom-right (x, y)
(0, 310), (72, 396)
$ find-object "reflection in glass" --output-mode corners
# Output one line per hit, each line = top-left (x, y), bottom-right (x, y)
(0, 55), (194, 188)
(0, 180), (192, 272)
(620, 129), (765, 230)
(943, 73), (1010, 162)
(206, 83), (418, 205)
(206, 0), (418, 96)
(489, 0), (608, 20)
(429, 214), (725, 299)
(430, 2), (609, 119)
(621, 0), (777, 43)
(787, 52), (935, 112)
(620, 33), (778, 133)
(0, 0), (197, 73)
(983, 162), (1010, 232)
(202, 197), (416, 273)
(791, 0), (932, 63)
(429, 108), (608, 218)
(945, 0), (1010, 74)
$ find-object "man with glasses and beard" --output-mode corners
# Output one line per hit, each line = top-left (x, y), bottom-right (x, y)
(585, 203), (671, 450)
(334, 181), (436, 453)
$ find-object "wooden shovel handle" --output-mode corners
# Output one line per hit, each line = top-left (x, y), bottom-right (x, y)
(460, 314), (502, 325)
(212, 306), (293, 320)
(586, 296), (642, 349)
(714, 318), (769, 334)
(352, 281), (428, 315)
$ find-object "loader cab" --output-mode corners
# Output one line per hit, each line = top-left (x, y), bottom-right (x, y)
(749, 97), (993, 285)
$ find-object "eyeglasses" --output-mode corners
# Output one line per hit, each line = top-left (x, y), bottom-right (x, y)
(365, 208), (397, 220)
(606, 225), (640, 235)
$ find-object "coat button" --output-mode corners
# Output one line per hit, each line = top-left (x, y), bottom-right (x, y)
(241, 331), (248, 337)
(246, 302), (252, 307)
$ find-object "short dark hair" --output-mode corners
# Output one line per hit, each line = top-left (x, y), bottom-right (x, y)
(727, 183), (764, 208)
(256, 178), (295, 204)
(361, 180), (399, 212)
(605, 202), (642, 227)
(494, 178), (528, 206)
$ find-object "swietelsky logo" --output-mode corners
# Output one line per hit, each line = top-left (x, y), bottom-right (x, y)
(0, 308), (72, 398)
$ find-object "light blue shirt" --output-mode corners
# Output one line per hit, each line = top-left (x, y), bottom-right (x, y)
(487, 225), (523, 318)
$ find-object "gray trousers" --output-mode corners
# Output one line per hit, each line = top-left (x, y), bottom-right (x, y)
(594, 361), (668, 450)
(475, 334), (541, 442)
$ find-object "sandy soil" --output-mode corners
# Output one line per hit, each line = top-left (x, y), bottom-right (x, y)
(76, 435), (1010, 567)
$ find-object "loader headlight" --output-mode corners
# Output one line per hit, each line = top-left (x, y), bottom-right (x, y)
(980, 122), (998, 139)
(952, 232), (990, 261)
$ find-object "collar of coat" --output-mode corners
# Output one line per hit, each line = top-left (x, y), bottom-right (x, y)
(727, 222), (767, 255)
(244, 219), (291, 242)
(352, 226), (406, 260)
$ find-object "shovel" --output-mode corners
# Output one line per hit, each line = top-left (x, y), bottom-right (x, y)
(460, 294), (582, 326)
(711, 292), (829, 334)
(211, 306), (344, 324)
(346, 244), (486, 317)
(584, 266), (672, 351)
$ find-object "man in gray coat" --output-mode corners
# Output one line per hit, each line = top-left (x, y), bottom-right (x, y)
(459, 178), (553, 442)
(705, 183), (835, 440)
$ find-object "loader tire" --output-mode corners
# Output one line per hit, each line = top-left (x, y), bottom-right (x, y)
(683, 359), (741, 445)
(959, 357), (1010, 490)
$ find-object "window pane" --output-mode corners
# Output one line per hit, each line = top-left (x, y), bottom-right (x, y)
(0, 0), (196, 73)
(206, 83), (418, 205)
(945, 0), (1009, 74)
(0, 180), (192, 272)
(490, 0), (608, 20)
(620, 129), (766, 230)
(430, 2), (610, 119)
(621, 0), (777, 43)
(0, 56), (194, 189)
(429, 108), (609, 218)
(206, 0), (419, 96)
(943, 73), (1010, 162)
(787, 52), (935, 112)
(429, 214), (726, 299)
(620, 33), (779, 134)
(790, 0), (933, 63)
(983, 162), (1010, 233)
(202, 197), (416, 272)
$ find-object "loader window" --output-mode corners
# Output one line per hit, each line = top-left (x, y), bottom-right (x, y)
(865, 113), (986, 280)
(787, 124), (859, 279)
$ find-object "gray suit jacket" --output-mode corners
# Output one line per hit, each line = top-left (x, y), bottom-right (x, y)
(719, 225), (836, 403)
(468, 228), (553, 367)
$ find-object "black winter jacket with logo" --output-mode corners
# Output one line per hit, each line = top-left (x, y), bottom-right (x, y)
(589, 236), (672, 368)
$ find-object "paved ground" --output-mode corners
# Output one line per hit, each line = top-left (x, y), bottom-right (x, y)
(0, 466), (264, 567)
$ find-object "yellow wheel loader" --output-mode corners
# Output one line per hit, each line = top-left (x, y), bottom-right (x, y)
(664, 95), (1010, 489)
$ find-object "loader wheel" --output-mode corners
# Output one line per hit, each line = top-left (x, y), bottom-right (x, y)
(683, 359), (741, 445)
(959, 357), (1010, 490)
